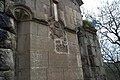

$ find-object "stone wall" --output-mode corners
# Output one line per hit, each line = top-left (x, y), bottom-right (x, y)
(4, 0), (84, 80)
(0, 13), (15, 80)
(28, 0), (84, 80)
(0, 0), (107, 80)
(77, 26), (106, 80)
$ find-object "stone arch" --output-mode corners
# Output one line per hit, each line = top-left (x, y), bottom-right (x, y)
(6, 4), (33, 21)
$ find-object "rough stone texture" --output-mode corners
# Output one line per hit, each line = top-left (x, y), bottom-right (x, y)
(77, 26), (107, 80)
(0, 12), (15, 80)
(12, 0), (82, 30)
(3, 0), (106, 80)
(29, 22), (84, 80)
(0, 49), (14, 70)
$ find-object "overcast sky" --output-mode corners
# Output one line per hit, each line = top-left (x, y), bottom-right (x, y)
(81, 0), (100, 12)
(81, 0), (101, 19)
(81, 0), (113, 12)
(81, 0), (112, 19)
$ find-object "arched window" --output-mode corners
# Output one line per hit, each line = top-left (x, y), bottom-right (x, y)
(0, 0), (5, 12)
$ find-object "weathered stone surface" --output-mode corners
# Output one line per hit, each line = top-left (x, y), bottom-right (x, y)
(17, 21), (30, 35)
(0, 11), (15, 80)
(78, 26), (106, 80)
(17, 69), (30, 80)
(0, 77), (4, 80)
(30, 50), (48, 68)
(75, 10), (83, 25)
(31, 68), (47, 80)
(17, 53), (30, 69)
(2, 0), (106, 80)
(67, 32), (78, 45)
(0, 49), (14, 80)
(64, 68), (82, 80)
(65, 6), (75, 30)
(17, 34), (30, 53)
(48, 68), (64, 80)
(37, 23), (49, 37)
(54, 39), (69, 54)
(59, 10), (66, 26)
(29, 19), (82, 80)
(0, 29), (7, 41)
(30, 0), (50, 20)
(3, 71), (14, 80)
(0, 49), (14, 71)
(49, 53), (69, 67)
(0, 30), (15, 49)
(64, 0), (72, 8)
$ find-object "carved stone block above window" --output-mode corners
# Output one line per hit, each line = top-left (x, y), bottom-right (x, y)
(54, 38), (69, 54)
(50, 21), (69, 54)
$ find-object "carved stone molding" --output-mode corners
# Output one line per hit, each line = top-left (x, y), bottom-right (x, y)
(50, 20), (65, 39)
(6, 4), (33, 21)
(49, 20), (69, 54)
(54, 20), (65, 29)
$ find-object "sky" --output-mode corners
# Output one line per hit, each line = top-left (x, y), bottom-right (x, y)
(81, 0), (100, 12)
(80, 0), (102, 20)
(81, 0), (113, 20)
(81, 0), (114, 13)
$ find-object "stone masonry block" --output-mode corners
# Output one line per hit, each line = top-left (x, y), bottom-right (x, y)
(17, 69), (30, 80)
(31, 68), (47, 80)
(17, 22), (30, 35)
(66, 32), (77, 45)
(0, 49), (14, 70)
(49, 53), (69, 67)
(18, 34), (30, 53)
(64, 67), (83, 80)
(48, 68), (64, 80)
(30, 50), (48, 68)
(65, 6), (75, 30)
(30, 22), (38, 35)
(18, 53), (30, 69)
(37, 24), (49, 38)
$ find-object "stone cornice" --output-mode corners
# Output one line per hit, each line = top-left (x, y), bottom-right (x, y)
(76, 0), (83, 6)
(32, 18), (49, 26)
(64, 27), (76, 34)
(83, 26), (97, 34)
